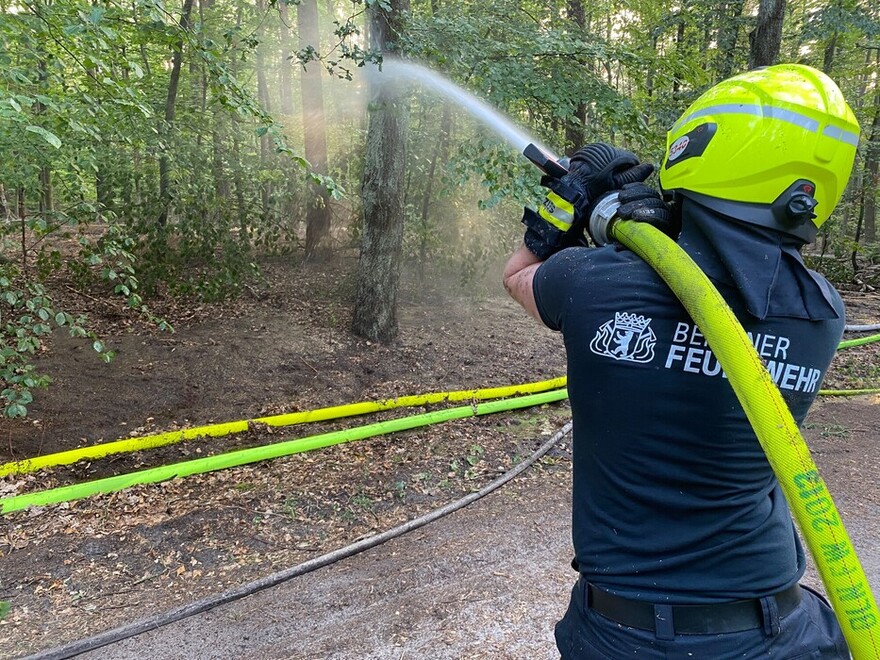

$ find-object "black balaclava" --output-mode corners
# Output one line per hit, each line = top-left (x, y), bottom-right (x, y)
(676, 197), (840, 321)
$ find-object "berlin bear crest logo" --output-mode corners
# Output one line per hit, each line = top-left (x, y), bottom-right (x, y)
(590, 312), (656, 363)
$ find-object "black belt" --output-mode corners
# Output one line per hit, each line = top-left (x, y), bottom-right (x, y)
(585, 580), (803, 635)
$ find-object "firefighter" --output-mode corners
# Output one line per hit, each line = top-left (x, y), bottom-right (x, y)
(504, 64), (858, 658)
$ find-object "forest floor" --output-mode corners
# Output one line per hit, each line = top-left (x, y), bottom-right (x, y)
(1, 255), (879, 659)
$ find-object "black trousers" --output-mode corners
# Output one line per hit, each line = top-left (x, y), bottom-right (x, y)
(554, 580), (850, 659)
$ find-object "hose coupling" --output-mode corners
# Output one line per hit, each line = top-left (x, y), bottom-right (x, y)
(588, 191), (621, 246)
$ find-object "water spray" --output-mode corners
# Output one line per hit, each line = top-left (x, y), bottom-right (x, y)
(371, 59), (557, 159)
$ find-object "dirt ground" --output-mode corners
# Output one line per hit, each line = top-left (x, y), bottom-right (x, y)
(1, 257), (879, 659)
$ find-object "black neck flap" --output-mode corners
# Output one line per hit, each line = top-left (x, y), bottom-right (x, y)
(677, 198), (840, 321)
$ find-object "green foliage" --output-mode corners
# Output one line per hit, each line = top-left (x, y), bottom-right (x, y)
(0, 273), (104, 418)
(137, 218), (263, 302)
(0, 204), (176, 416)
(1, 0), (879, 416)
(407, 1), (647, 151)
(0, 0), (380, 416)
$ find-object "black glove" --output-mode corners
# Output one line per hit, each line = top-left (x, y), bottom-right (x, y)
(567, 143), (655, 197)
(521, 176), (586, 259)
(522, 143), (654, 259)
(614, 183), (679, 240)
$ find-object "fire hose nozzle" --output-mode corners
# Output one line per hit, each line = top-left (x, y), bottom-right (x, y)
(522, 143), (569, 178)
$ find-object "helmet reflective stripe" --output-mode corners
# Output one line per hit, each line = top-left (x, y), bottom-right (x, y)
(823, 125), (859, 147)
(539, 191), (575, 231)
(672, 103), (820, 136)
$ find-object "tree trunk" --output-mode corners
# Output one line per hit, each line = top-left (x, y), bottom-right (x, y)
(863, 50), (880, 244)
(716, 0), (746, 80)
(232, 129), (248, 227)
(417, 107), (452, 282)
(822, 33), (837, 75)
(195, 0), (209, 148)
(673, 18), (685, 94)
(38, 168), (53, 217)
(564, 0), (587, 151)
(96, 166), (112, 210)
(255, 0), (272, 224)
(36, 59), (53, 219)
(645, 33), (658, 101)
(278, 2), (295, 115)
(158, 0), (195, 227)
(748, 0), (786, 69)
(298, 0), (332, 259)
(351, 0), (409, 343)
(16, 187), (25, 220)
(228, 4), (246, 226)
(0, 185), (8, 223)
(212, 112), (229, 200)
(17, 186), (26, 275)
(851, 192), (865, 274)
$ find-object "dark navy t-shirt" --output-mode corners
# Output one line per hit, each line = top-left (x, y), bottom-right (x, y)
(534, 243), (845, 603)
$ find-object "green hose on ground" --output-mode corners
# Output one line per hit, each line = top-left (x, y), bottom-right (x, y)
(0, 389), (569, 515)
(610, 218), (880, 658)
(838, 334), (880, 350)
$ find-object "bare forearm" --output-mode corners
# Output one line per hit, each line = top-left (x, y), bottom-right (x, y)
(503, 242), (543, 322)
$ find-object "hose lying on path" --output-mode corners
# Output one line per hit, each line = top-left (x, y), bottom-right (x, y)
(846, 324), (880, 333)
(22, 422), (573, 660)
(1, 389), (569, 514)
(838, 333), (880, 350)
(0, 377), (567, 478)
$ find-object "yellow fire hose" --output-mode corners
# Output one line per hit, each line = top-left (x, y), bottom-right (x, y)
(0, 377), (566, 478)
(610, 218), (880, 657)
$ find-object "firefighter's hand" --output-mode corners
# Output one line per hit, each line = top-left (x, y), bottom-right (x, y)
(615, 183), (679, 240)
(522, 143), (653, 260)
(567, 143), (654, 199)
(521, 176), (588, 260)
